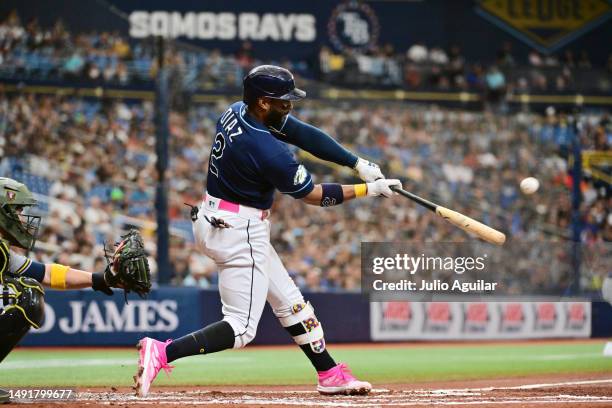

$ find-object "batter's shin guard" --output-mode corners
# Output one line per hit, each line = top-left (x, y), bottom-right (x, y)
(276, 302), (336, 372)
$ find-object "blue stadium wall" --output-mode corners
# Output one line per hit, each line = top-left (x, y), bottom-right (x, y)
(21, 288), (610, 346)
(22, 288), (369, 346)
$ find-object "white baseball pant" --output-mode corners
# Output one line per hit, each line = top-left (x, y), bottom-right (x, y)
(192, 196), (306, 348)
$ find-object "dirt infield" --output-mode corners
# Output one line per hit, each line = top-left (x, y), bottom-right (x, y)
(13, 374), (612, 407)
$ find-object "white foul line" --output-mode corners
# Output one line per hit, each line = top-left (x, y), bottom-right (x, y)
(419, 378), (612, 394)
(502, 378), (612, 390)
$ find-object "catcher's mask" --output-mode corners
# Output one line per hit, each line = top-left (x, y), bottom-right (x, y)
(0, 177), (41, 251)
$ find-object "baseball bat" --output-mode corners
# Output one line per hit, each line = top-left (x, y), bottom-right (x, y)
(389, 186), (506, 245)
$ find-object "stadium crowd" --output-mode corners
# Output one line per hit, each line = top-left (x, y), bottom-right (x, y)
(1, 10), (611, 93)
(320, 41), (612, 94)
(0, 91), (609, 292)
(0, 8), (609, 293)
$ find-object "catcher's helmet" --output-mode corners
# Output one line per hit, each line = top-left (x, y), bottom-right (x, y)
(0, 177), (41, 250)
(243, 65), (306, 105)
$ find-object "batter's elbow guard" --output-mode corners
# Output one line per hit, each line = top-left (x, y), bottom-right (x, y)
(276, 302), (326, 353)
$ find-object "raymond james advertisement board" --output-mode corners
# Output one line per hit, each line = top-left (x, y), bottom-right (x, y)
(22, 287), (206, 346)
(20, 289), (372, 346)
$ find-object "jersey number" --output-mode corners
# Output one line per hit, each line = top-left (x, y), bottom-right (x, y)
(209, 132), (225, 177)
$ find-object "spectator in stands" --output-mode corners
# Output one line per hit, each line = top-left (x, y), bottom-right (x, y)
(0, 10), (610, 291)
(404, 62), (422, 88)
(3, 94), (606, 290)
(529, 50), (543, 67)
(235, 41), (254, 69)
(447, 44), (465, 87)
(382, 43), (402, 86)
(126, 178), (151, 217)
(562, 50), (576, 68)
(63, 52), (84, 79)
(0, 9), (609, 93)
(543, 54), (560, 67)
(429, 46), (448, 65)
(465, 63), (485, 89)
(577, 50), (592, 69)
(497, 41), (515, 66)
(84, 196), (112, 234)
(484, 65), (506, 109)
(183, 250), (217, 288)
(406, 40), (428, 63)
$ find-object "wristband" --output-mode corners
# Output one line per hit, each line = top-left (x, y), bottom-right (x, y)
(320, 183), (344, 207)
(354, 184), (367, 198)
(92, 271), (113, 296)
(49, 263), (69, 289)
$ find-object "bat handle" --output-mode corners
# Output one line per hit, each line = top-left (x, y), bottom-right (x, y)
(389, 185), (437, 212)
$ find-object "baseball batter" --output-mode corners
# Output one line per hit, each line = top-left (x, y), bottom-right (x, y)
(0, 177), (122, 403)
(136, 65), (401, 396)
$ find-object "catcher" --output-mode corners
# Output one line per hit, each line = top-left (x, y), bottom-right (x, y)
(0, 177), (151, 403)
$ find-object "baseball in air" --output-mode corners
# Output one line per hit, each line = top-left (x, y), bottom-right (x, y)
(520, 177), (539, 195)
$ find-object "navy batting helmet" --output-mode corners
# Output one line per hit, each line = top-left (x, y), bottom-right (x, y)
(243, 65), (306, 105)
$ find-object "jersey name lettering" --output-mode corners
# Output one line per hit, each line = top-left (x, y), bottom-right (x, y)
(210, 108), (244, 177)
(219, 108), (243, 141)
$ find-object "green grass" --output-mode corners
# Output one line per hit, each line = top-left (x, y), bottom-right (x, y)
(1, 342), (611, 387)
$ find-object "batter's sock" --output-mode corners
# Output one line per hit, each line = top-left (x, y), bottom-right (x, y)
(166, 320), (235, 363)
(299, 345), (337, 372)
(284, 322), (336, 372)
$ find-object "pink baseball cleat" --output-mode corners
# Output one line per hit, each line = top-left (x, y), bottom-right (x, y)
(134, 337), (174, 397)
(317, 363), (372, 395)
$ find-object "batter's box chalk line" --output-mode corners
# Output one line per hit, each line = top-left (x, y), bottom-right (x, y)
(73, 380), (612, 407)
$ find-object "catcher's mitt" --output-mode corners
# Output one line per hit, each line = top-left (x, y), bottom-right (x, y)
(104, 229), (151, 298)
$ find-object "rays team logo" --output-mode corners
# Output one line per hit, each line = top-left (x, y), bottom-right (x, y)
(476, 0), (612, 53)
(328, 1), (380, 52)
(311, 338), (325, 353)
(321, 197), (336, 207)
(293, 165), (307, 186)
